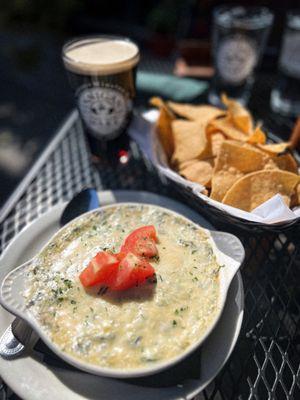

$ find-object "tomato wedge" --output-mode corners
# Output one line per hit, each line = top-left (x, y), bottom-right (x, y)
(110, 252), (155, 291)
(120, 225), (158, 258)
(79, 226), (158, 290)
(79, 251), (119, 287)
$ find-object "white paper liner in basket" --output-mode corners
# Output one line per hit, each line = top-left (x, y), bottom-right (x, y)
(129, 110), (300, 225)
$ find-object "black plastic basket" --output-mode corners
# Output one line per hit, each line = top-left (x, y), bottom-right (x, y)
(170, 181), (300, 234)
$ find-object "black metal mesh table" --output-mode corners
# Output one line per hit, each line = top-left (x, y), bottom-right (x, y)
(0, 73), (300, 399)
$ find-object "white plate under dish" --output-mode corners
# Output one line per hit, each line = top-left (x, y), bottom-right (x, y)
(0, 190), (244, 399)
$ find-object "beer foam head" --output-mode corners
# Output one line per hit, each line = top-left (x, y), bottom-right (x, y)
(63, 37), (140, 75)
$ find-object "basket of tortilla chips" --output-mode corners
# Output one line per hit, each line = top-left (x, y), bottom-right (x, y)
(149, 95), (300, 232)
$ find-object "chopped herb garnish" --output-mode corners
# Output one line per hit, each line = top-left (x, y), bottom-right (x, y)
(134, 336), (142, 345)
(147, 274), (157, 284)
(98, 286), (108, 296)
(63, 279), (72, 288)
(175, 306), (188, 315)
(172, 320), (177, 326)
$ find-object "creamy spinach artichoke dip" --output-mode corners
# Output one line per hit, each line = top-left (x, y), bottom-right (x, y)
(24, 205), (221, 369)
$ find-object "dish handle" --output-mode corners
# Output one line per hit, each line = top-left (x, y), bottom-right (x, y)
(0, 260), (32, 318)
(210, 231), (245, 287)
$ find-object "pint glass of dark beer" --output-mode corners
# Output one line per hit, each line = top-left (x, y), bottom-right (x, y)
(62, 35), (140, 159)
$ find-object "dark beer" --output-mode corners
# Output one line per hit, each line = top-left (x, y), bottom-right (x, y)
(62, 36), (140, 160)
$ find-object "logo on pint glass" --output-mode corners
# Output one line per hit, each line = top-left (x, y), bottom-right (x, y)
(78, 86), (128, 138)
(217, 35), (257, 84)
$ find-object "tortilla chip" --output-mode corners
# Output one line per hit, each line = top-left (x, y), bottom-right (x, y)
(247, 125), (267, 145)
(150, 96), (174, 114)
(215, 141), (271, 173)
(221, 94), (253, 134)
(258, 142), (291, 154)
(256, 142), (298, 172)
(155, 107), (175, 159)
(171, 120), (211, 165)
(271, 153), (298, 173)
(235, 142), (297, 174)
(290, 184), (300, 207)
(210, 168), (244, 201)
(222, 170), (300, 211)
(207, 117), (248, 141)
(150, 96), (165, 109)
(167, 102), (225, 125)
(178, 159), (198, 171)
(210, 141), (271, 201)
(211, 132), (226, 157)
(178, 158), (213, 172)
(180, 159), (214, 187)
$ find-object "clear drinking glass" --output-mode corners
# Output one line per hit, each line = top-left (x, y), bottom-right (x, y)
(271, 11), (300, 116)
(209, 6), (273, 106)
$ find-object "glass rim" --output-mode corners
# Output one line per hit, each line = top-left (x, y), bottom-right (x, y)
(62, 34), (140, 75)
(213, 5), (274, 29)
